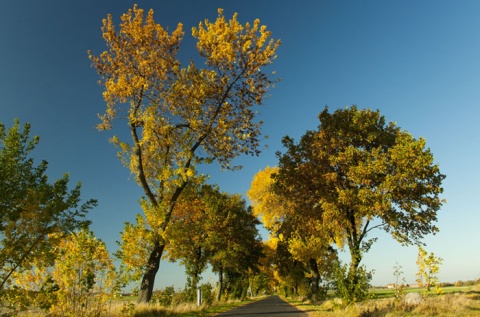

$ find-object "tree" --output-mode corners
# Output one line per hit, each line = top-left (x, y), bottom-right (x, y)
(248, 166), (337, 301)
(164, 184), (211, 301)
(13, 230), (116, 317)
(88, 6), (280, 302)
(416, 245), (443, 293)
(166, 185), (263, 301)
(247, 166), (290, 233)
(206, 195), (263, 301)
(273, 106), (445, 302)
(0, 120), (95, 313)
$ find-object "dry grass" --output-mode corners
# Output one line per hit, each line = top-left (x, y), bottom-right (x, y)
(101, 298), (254, 317)
(16, 297), (254, 317)
(286, 288), (480, 317)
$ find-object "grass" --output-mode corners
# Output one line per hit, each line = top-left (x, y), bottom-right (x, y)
(283, 286), (480, 317)
(15, 287), (479, 316)
(101, 297), (258, 317)
(15, 296), (258, 317)
(369, 285), (472, 299)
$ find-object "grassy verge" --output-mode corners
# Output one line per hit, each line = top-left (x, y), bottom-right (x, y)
(102, 297), (260, 317)
(173, 299), (256, 317)
(283, 286), (480, 317)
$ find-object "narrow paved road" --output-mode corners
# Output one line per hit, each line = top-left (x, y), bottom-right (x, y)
(215, 296), (308, 316)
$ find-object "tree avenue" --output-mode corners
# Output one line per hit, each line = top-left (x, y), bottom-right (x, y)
(89, 6), (280, 302)
(165, 184), (263, 301)
(249, 106), (445, 302)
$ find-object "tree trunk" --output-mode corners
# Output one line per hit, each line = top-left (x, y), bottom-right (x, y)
(216, 266), (223, 302)
(137, 243), (165, 303)
(309, 258), (320, 301)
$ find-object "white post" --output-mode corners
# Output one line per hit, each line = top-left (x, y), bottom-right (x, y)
(197, 287), (202, 306)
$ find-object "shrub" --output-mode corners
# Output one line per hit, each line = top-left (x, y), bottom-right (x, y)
(333, 262), (373, 305)
(199, 283), (214, 305)
(151, 286), (174, 306)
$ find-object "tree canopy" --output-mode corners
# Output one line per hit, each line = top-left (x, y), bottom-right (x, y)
(250, 106), (445, 302)
(0, 120), (96, 313)
(166, 184), (263, 301)
(89, 6), (279, 302)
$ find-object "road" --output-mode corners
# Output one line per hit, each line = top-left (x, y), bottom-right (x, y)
(215, 296), (308, 316)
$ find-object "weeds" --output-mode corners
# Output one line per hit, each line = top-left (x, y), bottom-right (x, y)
(285, 287), (480, 317)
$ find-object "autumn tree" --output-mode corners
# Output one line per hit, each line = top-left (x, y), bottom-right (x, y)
(273, 106), (445, 302)
(88, 6), (279, 302)
(166, 185), (263, 301)
(416, 245), (443, 293)
(164, 184), (211, 301)
(248, 166), (337, 300)
(12, 229), (116, 317)
(208, 195), (263, 301)
(0, 120), (95, 313)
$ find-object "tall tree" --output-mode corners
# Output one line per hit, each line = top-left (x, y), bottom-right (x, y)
(164, 184), (211, 301)
(206, 194), (263, 300)
(248, 166), (337, 300)
(89, 6), (279, 302)
(274, 106), (445, 301)
(0, 120), (95, 313)
(167, 185), (263, 301)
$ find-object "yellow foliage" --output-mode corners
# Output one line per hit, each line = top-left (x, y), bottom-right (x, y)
(247, 166), (290, 231)
(89, 5), (279, 297)
(11, 230), (116, 317)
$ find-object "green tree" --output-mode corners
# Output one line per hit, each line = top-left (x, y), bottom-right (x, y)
(88, 6), (279, 302)
(0, 120), (96, 314)
(164, 184), (211, 301)
(165, 184), (263, 301)
(203, 188), (262, 301)
(273, 106), (445, 302)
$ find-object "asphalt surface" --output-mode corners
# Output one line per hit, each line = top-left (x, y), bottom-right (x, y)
(215, 296), (308, 316)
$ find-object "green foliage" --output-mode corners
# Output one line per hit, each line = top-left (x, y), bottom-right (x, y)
(166, 184), (263, 301)
(271, 106), (445, 303)
(199, 283), (214, 305)
(151, 286), (175, 306)
(0, 120), (96, 314)
(333, 261), (373, 305)
(120, 302), (136, 317)
(392, 262), (407, 307)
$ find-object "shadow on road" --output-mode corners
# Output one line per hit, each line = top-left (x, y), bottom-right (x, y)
(216, 296), (308, 316)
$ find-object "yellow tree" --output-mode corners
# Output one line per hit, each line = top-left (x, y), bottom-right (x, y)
(416, 245), (443, 293)
(88, 6), (280, 302)
(12, 230), (116, 317)
(248, 166), (337, 300)
(247, 166), (289, 232)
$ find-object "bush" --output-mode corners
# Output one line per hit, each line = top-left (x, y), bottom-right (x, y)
(151, 286), (174, 306)
(199, 283), (214, 305)
(333, 262), (373, 305)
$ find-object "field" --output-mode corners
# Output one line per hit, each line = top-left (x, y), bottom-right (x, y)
(285, 286), (480, 317)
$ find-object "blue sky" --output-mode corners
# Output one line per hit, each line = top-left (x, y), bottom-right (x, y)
(1, 0), (479, 289)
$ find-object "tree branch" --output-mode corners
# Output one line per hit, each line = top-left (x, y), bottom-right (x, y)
(130, 86), (157, 206)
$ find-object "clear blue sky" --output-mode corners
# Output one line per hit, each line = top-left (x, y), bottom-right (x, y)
(1, 0), (479, 289)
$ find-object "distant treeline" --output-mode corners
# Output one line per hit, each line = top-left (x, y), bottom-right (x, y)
(440, 279), (480, 287)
